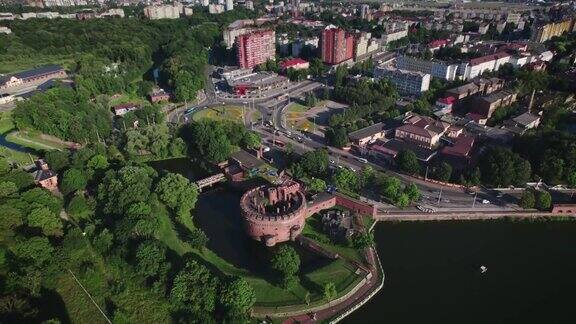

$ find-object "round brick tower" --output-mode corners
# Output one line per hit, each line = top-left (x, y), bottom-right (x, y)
(240, 180), (307, 246)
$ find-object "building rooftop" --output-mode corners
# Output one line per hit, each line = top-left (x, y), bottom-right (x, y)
(441, 134), (475, 158)
(512, 112), (540, 127)
(230, 149), (264, 170)
(478, 90), (515, 104)
(374, 139), (437, 161)
(348, 120), (401, 141)
(469, 52), (510, 66)
(0, 65), (64, 85)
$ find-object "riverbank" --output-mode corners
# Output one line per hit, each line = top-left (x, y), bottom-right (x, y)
(375, 210), (576, 221)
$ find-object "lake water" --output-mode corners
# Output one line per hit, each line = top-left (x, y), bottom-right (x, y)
(344, 220), (576, 324)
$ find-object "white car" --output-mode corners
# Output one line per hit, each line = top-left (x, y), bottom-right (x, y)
(482, 199), (491, 204)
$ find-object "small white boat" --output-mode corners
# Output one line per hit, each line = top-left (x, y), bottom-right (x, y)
(480, 265), (488, 273)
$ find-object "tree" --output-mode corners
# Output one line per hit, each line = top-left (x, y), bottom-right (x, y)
(304, 292), (311, 305)
(308, 178), (327, 193)
(186, 228), (209, 250)
(242, 131), (261, 150)
(568, 170), (576, 188)
(26, 207), (63, 237)
(332, 168), (358, 191)
(325, 127), (348, 148)
(44, 150), (69, 173)
(87, 154), (109, 170)
(377, 175), (402, 202)
(97, 166), (154, 215)
(270, 245), (300, 288)
(187, 120), (232, 163)
(404, 183), (421, 202)
(535, 190), (552, 211)
(305, 92), (318, 107)
(136, 240), (167, 278)
(323, 282), (337, 301)
(519, 189), (535, 209)
(155, 173), (199, 220)
(396, 150), (420, 175)
(170, 261), (219, 316)
(92, 229), (113, 255)
(61, 168), (88, 195)
(219, 277), (256, 318)
(433, 162), (452, 182)
(478, 147), (531, 187)
(352, 232), (374, 249)
(299, 149), (329, 178)
(395, 193), (410, 208)
(10, 237), (54, 267)
(0, 181), (18, 198)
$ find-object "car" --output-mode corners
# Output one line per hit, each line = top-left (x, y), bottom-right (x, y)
(496, 193), (504, 198)
(262, 146), (271, 153)
(329, 159), (335, 164)
(482, 199), (490, 204)
(348, 166), (357, 172)
(356, 157), (368, 164)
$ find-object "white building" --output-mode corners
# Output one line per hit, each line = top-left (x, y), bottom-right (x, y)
(143, 4), (183, 19)
(202, 0), (210, 6)
(246, 1), (254, 10)
(381, 29), (408, 44)
(396, 56), (459, 81)
(209, 4), (225, 14)
(0, 26), (11, 34)
(374, 66), (431, 95)
(226, 0), (234, 11)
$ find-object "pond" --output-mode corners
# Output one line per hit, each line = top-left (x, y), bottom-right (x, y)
(343, 220), (576, 323)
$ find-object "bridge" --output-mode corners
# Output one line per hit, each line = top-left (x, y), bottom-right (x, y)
(195, 173), (226, 190)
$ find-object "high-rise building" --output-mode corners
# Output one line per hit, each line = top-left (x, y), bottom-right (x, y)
(320, 25), (354, 65)
(202, 0), (209, 6)
(237, 30), (276, 69)
(226, 0), (234, 11)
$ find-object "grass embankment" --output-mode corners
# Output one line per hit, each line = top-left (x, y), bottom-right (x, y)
(0, 112), (39, 165)
(0, 111), (15, 134)
(156, 205), (361, 308)
(0, 56), (76, 74)
(192, 105), (261, 124)
(5, 131), (67, 151)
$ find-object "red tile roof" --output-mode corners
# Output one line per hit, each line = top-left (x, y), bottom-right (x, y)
(280, 58), (308, 69)
(441, 135), (475, 158)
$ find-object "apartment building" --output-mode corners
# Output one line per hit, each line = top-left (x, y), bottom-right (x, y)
(473, 90), (518, 119)
(381, 29), (408, 44)
(321, 25), (354, 65)
(374, 66), (430, 95)
(396, 55), (459, 81)
(237, 30), (276, 69)
(394, 114), (450, 149)
(531, 18), (575, 43)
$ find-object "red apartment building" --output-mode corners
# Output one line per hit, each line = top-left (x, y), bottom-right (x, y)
(237, 30), (276, 69)
(320, 25), (354, 65)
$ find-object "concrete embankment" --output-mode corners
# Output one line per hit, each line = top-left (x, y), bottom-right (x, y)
(375, 211), (576, 222)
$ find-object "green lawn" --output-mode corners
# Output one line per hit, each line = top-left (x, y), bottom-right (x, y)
(287, 103), (309, 114)
(108, 93), (149, 107)
(0, 111), (15, 134)
(192, 105), (259, 123)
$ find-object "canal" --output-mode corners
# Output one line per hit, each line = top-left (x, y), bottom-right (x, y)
(344, 220), (576, 323)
